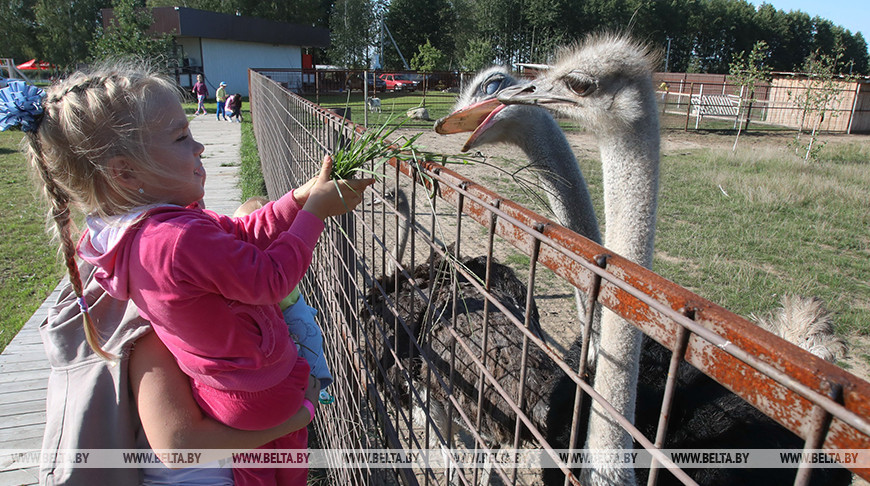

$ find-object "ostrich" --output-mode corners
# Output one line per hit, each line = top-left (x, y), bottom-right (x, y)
(443, 36), (660, 485)
(752, 294), (847, 362)
(364, 186), (558, 453)
(431, 35), (850, 485)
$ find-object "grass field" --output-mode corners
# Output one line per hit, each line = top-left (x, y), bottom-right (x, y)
(0, 130), (66, 351)
(305, 90), (462, 129)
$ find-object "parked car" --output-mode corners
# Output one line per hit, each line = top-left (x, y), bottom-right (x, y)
(368, 73), (387, 91)
(378, 73), (418, 92)
(345, 72), (388, 92)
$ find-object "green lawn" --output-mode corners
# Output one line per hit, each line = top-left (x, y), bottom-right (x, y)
(651, 141), (870, 335)
(0, 130), (65, 351)
(305, 90), (459, 129)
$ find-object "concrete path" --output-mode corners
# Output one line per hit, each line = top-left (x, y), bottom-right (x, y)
(0, 115), (241, 486)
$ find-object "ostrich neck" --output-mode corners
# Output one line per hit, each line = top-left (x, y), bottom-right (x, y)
(583, 117), (660, 484)
(598, 125), (660, 268)
(515, 117), (602, 245)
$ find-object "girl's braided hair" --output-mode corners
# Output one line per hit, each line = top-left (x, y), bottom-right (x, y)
(24, 62), (181, 359)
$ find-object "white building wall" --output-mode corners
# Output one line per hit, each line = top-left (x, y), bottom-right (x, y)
(177, 37), (203, 68)
(201, 39), (302, 97)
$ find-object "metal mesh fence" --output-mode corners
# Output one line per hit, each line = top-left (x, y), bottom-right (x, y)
(248, 69), (870, 486)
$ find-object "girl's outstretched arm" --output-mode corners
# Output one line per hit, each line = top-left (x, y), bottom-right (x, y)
(130, 332), (319, 460)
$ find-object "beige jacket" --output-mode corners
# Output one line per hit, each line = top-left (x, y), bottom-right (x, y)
(39, 262), (151, 485)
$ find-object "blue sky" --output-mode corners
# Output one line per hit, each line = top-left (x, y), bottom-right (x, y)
(746, 1), (867, 38)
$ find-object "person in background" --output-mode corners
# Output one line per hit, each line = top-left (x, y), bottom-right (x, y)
(192, 74), (208, 115)
(227, 93), (243, 123)
(216, 81), (228, 121)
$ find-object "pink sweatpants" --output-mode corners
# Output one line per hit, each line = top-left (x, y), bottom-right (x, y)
(192, 358), (312, 486)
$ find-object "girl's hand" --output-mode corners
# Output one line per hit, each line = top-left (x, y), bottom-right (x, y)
(300, 155), (375, 220)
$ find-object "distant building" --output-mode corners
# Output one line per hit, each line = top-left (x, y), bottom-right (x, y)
(100, 7), (329, 97)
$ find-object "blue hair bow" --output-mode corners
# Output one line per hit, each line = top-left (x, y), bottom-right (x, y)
(0, 81), (46, 133)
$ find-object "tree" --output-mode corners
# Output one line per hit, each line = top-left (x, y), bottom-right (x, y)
(90, 0), (175, 67)
(34, 0), (109, 69)
(147, 0), (330, 27)
(840, 31), (869, 75)
(787, 48), (856, 161)
(383, 0), (455, 70)
(0, 0), (39, 64)
(519, 0), (567, 62)
(410, 39), (445, 71)
(410, 39), (444, 103)
(328, 0), (374, 68)
(729, 40), (771, 151)
(684, 0), (757, 73)
(458, 37), (495, 71)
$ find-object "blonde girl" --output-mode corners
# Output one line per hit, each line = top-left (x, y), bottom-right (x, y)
(8, 63), (373, 486)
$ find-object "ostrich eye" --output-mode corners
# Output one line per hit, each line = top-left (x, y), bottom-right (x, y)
(483, 76), (505, 96)
(565, 76), (596, 97)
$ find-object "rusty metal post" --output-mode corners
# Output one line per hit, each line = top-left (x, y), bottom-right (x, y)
(793, 383), (844, 486)
(647, 308), (695, 486)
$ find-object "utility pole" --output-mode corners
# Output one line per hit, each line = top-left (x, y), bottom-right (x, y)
(383, 20), (410, 70)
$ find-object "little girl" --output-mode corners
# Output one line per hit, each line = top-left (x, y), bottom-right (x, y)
(11, 64), (373, 485)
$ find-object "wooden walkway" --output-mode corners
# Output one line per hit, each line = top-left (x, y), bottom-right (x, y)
(0, 115), (241, 485)
(0, 284), (62, 486)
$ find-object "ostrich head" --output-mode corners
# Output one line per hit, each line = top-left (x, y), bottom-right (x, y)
(435, 66), (546, 153)
(497, 34), (661, 132)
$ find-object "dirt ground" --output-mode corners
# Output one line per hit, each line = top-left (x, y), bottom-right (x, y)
(399, 125), (870, 373)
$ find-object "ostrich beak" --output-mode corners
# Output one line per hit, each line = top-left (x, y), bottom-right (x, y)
(434, 98), (506, 152)
(497, 83), (576, 107)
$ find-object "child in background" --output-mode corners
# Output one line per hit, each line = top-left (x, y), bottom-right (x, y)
(224, 93), (236, 121)
(215, 81), (228, 121)
(234, 197), (334, 403)
(227, 93), (243, 122)
(15, 63), (374, 486)
(192, 74), (208, 115)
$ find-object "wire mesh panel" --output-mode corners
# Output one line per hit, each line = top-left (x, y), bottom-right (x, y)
(248, 69), (870, 486)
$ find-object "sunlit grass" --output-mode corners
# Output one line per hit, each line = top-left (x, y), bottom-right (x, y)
(0, 131), (65, 352)
(653, 142), (870, 335)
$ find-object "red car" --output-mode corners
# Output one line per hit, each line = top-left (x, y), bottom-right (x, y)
(378, 73), (418, 91)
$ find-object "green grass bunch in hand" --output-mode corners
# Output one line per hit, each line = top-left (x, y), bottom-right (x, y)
(329, 116), (422, 180)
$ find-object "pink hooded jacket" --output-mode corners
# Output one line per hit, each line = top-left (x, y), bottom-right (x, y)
(78, 192), (324, 393)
